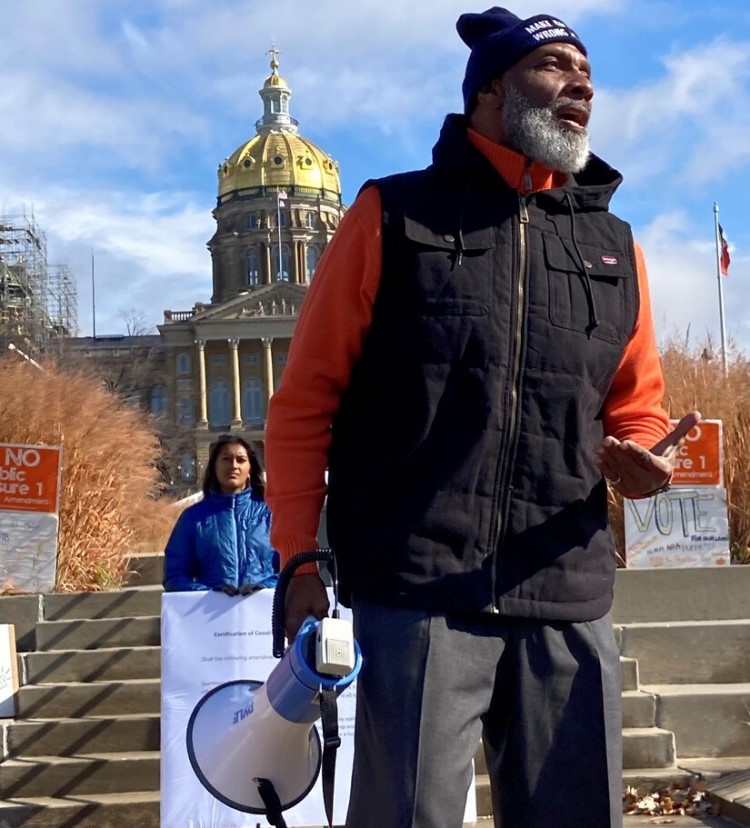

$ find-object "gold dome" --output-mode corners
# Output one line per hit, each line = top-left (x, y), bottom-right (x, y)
(217, 49), (341, 203)
(218, 132), (341, 201)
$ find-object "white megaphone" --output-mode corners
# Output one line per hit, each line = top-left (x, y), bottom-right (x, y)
(186, 550), (362, 827)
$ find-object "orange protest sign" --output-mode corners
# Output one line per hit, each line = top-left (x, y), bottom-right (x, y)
(0, 443), (62, 513)
(669, 420), (722, 487)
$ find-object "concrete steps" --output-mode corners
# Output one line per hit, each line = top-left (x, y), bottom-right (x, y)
(0, 557), (748, 827)
(3, 714), (160, 756)
(0, 751), (159, 798)
(16, 678), (161, 718)
(0, 791), (160, 828)
(23, 645), (161, 683)
(1, 573), (164, 827)
(614, 567), (750, 771)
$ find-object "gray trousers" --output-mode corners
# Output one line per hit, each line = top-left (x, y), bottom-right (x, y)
(345, 597), (623, 828)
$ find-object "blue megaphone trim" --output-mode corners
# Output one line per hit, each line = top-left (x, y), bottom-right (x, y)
(266, 616), (363, 724)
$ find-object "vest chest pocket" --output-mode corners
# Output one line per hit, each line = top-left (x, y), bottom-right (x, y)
(403, 217), (492, 316)
(543, 233), (631, 344)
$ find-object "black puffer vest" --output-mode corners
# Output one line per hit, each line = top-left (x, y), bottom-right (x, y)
(327, 115), (639, 622)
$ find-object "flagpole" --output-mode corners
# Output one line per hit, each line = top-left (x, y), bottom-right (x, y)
(712, 202), (728, 376)
(277, 190), (283, 280)
(91, 248), (97, 340)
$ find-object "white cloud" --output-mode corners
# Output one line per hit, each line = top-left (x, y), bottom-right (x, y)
(22, 187), (215, 336)
(593, 38), (750, 187)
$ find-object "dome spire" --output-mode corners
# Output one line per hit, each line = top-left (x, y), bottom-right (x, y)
(256, 44), (299, 136)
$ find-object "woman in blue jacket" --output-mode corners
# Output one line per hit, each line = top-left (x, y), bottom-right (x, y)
(163, 434), (279, 594)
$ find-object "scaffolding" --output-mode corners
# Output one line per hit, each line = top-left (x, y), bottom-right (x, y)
(0, 210), (78, 355)
(48, 263), (79, 338)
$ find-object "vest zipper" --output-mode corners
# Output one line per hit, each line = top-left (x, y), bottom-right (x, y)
(491, 196), (530, 611)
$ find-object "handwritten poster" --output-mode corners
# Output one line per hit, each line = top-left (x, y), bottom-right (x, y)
(624, 487), (730, 568)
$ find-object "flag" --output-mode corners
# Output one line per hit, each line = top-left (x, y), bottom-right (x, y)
(718, 223), (731, 276)
(277, 189), (288, 206)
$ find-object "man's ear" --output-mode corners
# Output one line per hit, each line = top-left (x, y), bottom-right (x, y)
(475, 78), (505, 111)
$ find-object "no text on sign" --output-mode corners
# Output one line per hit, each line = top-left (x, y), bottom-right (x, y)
(0, 443), (62, 514)
(669, 419), (722, 487)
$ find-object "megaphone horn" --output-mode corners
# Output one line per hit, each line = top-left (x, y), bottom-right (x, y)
(186, 550), (362, 826)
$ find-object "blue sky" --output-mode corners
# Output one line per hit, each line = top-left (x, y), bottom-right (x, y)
(1, 0), (748, 354)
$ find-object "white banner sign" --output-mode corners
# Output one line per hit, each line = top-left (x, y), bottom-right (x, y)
(161, 588), (355, 828)
(624, 486), (730, 568)
(0, 624), (18, 717)
(0, 512), (59, 593)
(161, 589), (476, 827)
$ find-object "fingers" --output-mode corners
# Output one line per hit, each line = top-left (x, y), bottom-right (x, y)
(284, 574), (330, 643)
(651, 410), (701, 457)
(212, 583), (240, 596)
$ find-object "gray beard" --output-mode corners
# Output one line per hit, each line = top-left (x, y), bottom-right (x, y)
(501, 82), (591, 173)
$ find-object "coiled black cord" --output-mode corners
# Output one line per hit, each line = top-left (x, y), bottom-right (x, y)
(271, 549), (337, 658)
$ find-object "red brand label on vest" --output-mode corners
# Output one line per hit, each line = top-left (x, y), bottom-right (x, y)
(601, 254), (618, 265)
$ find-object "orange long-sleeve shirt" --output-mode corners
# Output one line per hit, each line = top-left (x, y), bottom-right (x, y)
(265, 132), (669, 569)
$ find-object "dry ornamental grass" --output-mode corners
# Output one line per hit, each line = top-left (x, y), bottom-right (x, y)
(0, 356), (178, 592)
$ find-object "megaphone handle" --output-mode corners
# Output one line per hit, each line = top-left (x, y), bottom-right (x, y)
(254, 777), (289, 828)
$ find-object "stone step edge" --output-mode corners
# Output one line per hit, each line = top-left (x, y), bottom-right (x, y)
(619, 619), (750, 629)
(0, 790), (160, 809)
(0, 751), (160, 767)
(640, 682), (750, 695)
(5, 712), (160, 723)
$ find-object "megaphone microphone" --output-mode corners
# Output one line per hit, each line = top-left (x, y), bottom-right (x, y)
(185, 550), (362, 828)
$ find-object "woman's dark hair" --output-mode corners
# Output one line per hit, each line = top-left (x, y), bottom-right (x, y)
(202, 434), (265, 498)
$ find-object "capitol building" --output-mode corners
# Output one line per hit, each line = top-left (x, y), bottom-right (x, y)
(75, 50), (346, 488)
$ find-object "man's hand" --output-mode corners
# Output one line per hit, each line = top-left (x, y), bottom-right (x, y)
(284, 573), (330, 643)
(596, 410), (701, 498)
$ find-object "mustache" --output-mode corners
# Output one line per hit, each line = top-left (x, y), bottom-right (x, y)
(550, 98), (591, 117)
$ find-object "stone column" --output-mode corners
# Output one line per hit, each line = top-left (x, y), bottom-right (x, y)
(195, 339), (208, 429)
(300, 242), (308, 285)
(229, 338), (243, 429)
(264, 242), (272, 285)
(261, 337), (274, 408)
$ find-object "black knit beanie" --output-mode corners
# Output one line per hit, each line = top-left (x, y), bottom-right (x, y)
(457, 7), (587, 112)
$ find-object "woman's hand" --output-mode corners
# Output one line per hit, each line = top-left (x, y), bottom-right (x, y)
(212, 583), (240, 596)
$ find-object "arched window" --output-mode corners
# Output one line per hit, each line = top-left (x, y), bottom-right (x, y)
(273, 245), (291, 282)
(246, 247), (260, 286)
(306, 246), (318, 282)
(179, 453), (196, 482)
(245, 212), (258, 230)
(242, 377), (264, 427)
(209, 379), (231, 429)
(305, 212), (316, 229)
(277, 210), (287, 228)
(176, 352), (191, 375)
(150, 385), (168, 416)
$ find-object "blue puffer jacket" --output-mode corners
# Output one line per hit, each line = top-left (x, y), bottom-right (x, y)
(163, 487), (279, 592)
